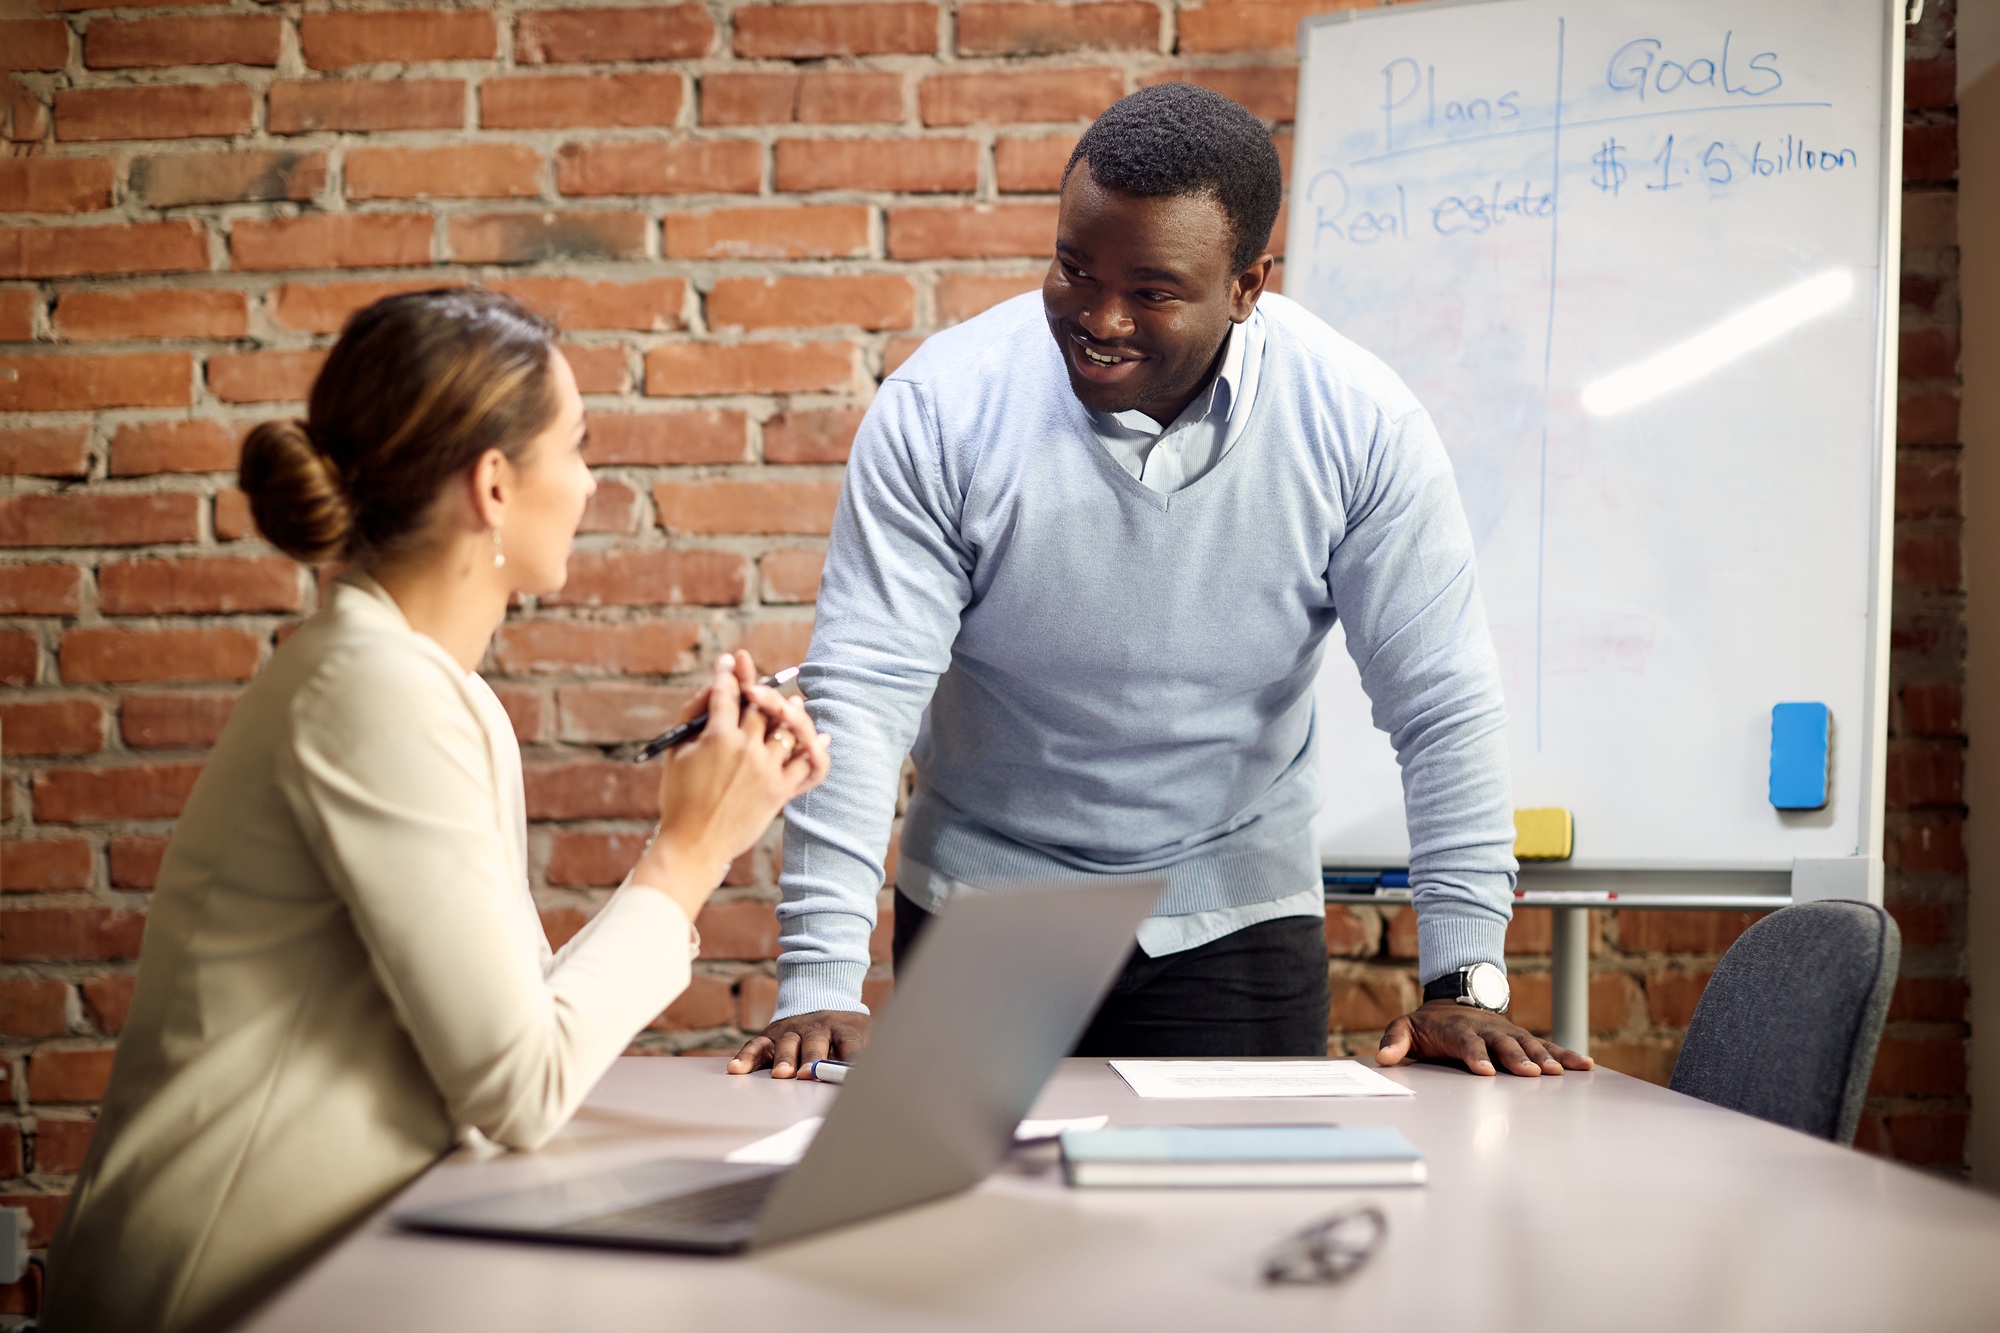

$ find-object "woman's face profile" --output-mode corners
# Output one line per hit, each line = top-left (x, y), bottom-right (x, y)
(502, 349), (594, 598)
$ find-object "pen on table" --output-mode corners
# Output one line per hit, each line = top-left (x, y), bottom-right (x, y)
(807, 1060), (850, 1084)
(632, 667), (801, 762)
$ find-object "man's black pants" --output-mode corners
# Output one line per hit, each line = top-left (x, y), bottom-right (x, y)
(891, 888), (1331, 1057)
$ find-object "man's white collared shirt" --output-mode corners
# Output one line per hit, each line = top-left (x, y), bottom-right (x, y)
(1088, 307), (1266, 495)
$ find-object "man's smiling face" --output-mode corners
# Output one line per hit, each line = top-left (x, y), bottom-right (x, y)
(1042, 166), (1272, 426)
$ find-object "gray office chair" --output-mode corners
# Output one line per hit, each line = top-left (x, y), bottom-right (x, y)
(1667, 900), (1899, 1145)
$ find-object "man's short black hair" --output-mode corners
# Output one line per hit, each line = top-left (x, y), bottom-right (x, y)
(1063, 83), (1284, 273)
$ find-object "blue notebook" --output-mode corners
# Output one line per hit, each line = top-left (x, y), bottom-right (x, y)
(1059, 1125), (1426, 1188)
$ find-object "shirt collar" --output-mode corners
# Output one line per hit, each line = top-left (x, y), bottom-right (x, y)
(1101, 316), (1251, 439)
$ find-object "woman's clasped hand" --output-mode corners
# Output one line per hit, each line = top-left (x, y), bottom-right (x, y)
(640, 651), (830, 924)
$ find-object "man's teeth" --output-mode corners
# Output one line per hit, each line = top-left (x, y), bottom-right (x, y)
(1082, 346), (1121, 366)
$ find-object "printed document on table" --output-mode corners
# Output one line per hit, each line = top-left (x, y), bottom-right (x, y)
(725, 1114), (1112, 1165)
(1109, 1060), (1415, 1099)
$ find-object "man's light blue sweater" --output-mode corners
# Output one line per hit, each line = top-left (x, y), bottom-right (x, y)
(774, 291), (1517, 1018)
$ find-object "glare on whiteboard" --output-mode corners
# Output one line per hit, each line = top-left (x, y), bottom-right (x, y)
(1578, 269), (1857, 417)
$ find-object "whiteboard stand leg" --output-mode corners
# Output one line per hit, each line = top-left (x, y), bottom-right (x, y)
(1551, 907), (1590, 1057)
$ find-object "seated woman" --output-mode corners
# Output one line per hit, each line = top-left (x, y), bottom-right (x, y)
(41, 289), (830, 1333)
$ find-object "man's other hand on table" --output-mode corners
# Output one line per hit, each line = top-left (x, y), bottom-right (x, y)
(1377, 1001), (1595, 1077)
(728, 1010), (872, 1079)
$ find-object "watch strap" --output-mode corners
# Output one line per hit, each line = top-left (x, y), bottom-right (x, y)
(1422, 972), (1468, 1004)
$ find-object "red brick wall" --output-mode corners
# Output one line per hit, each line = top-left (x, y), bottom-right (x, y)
(0, 0), (1968, 1310)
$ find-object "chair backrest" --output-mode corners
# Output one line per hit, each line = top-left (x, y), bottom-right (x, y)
(1667, 900), (1899, 1144)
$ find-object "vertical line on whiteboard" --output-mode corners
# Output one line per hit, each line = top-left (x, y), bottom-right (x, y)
(1536, 16), (1566, 753)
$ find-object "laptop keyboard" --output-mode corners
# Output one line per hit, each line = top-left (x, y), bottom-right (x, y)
(559, 1171), (783, 1237)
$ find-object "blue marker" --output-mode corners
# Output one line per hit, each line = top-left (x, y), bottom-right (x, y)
(1322, 870), (1411, 891)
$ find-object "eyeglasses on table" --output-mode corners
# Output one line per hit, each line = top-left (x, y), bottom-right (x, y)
(1262, 1205), (1388, 1286)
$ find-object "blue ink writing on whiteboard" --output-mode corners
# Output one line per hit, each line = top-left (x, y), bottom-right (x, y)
(1380, 58), (1429, 147)
(1583, 132), (1856, 197)
(1746, 136), (1857, 174)
(1431, 180), (1553, 236)
(1606, 32), (1782, 101)
(1380, 57), (1521, 149)
(1307, 169), (1411, 245)
(1680, 133), (1851, 193)
(1649, 135), (1684, 191)
(1350, 185), (1410, 243)
(1309, 168), (1551, 244)
(1702, 140), (1733, 184)
(1308, 169), (1353, 245)
(1591, 138), (1628, 195)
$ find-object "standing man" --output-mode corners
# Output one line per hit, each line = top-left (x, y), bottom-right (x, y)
(730, 84), (1588, 1080)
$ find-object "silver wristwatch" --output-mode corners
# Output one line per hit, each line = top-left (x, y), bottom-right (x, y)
(1422, 962), (1510, 1012)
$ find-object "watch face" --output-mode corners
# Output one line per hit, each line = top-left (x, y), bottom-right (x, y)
(1467, 963), (1510, 1011)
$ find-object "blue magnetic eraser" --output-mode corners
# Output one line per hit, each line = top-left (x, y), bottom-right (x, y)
(1769, 703), (1831, 811)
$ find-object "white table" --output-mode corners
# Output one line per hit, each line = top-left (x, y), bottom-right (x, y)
(248, 1057), (2000, 1333)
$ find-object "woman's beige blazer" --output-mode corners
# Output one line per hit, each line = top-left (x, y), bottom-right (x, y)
(43, 573), (694, 1333)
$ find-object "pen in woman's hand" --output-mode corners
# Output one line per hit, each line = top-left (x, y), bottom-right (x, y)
(632, 666), (802, 762)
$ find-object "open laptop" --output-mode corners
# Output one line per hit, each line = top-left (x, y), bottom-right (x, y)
(394, 875), (1164, 1253)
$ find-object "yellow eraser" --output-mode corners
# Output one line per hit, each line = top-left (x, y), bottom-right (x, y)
(1514, 808), (1574, 861)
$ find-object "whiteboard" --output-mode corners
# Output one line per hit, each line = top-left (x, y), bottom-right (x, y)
(1288, 0), (1902, 884)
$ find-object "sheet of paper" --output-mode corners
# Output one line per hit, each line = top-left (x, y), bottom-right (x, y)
(725, 1116), (825, 1164)
(1109, 1060), (1415, 1099)
(1014, 1114), (1109, 1142)
(723, 1113), (1114, 1165)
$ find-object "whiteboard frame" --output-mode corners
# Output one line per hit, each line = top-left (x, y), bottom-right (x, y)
(1293, 0), (1907, 908)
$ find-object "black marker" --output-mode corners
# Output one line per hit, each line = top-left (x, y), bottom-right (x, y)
(632, 666), (801, 762)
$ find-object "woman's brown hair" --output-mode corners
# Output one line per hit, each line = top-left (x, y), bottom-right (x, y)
(239, 288), (559, 566)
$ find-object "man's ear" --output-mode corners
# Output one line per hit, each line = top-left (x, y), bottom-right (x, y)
(1231, 254), (1275, 321)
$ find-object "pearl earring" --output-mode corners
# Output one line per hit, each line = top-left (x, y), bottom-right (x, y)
(492, 527), (505, 569)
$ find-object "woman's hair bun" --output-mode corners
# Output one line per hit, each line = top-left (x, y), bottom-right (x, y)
(238, 419), (355, 565)
(234, 289), (556, 566)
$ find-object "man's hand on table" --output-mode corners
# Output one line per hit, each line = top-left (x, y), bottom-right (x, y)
(1377, 1000), (1594, 1077)
(727, 1010), (872, 1079)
